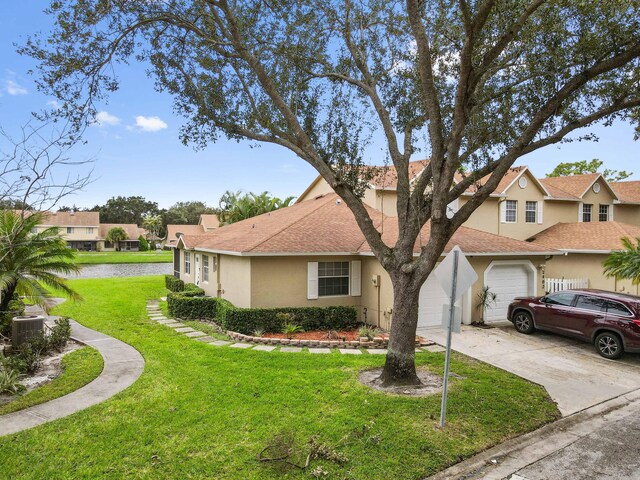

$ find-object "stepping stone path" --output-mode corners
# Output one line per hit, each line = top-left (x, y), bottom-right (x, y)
(145, 300), (433, 356)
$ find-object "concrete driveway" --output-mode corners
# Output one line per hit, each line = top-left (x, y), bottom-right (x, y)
(420, 322), (640, 416)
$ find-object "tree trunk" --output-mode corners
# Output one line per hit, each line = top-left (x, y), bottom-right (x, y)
(0, 282), (17, 314)
(379, 271), (422, 387)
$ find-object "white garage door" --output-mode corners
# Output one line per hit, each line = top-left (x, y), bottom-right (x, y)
(418, 273), (462, 329)
(485, 264), (531, 322)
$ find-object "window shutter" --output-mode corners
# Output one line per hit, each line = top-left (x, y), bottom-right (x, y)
(609, 204), (614, 221)
(500, 201), (506, 223)
(578, 202), (583, 222)
(537, 201), (543, 224)
(350, 261), (361, 297)
(307, 262), (318, 300)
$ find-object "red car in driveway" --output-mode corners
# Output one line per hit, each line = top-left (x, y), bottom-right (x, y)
(507, 289), (640, 359)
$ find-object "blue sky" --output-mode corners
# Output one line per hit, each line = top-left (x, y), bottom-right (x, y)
(1, 3), (638, 209)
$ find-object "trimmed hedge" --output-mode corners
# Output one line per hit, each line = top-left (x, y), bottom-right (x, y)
(165, 275), (185, 292)
(167, 292), (218, 320)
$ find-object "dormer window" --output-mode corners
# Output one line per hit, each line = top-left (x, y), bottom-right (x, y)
(582, 204), (593, 222)
(599, 204), (610, 222)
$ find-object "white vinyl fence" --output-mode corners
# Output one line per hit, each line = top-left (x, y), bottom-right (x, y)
(544, 278), (589, 293)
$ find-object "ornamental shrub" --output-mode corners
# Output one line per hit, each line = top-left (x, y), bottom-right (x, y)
(167, 293), (217, 319)
(138, 235), (149, 251)
(164, 275), (185, 292)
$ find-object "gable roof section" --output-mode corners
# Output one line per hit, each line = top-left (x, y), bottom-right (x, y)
(41, 211), (100, 227)
(538, 173), (618, 201)
(179, 193), (559, 257)
(457, 165), (550, 197)
(166, 224), (206, 246)
(527, 221), (640, 252)
(199, 214), (220, 230)
(610, 180), (640, 204)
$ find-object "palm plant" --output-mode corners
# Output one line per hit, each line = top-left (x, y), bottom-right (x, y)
(603, 237), (640, 284)
(0, 211), (80, 314)
(105, 226), (128, 251)
(217, 190), (295, 225)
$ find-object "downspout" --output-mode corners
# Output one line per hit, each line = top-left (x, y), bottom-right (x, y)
(216, 253), (222, 298)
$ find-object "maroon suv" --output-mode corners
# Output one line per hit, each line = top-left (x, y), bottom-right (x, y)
(507, 289), (640, 359)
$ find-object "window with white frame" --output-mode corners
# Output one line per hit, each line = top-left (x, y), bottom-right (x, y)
(184, 251), (191, 275)
(505, 200), (517, 223)
(525, 201), (537, 223)
(66, 227), (74, 234)
(599, 204), (609, 222)
(86, 227), (94, 234)
(318, 262), (349, 296)
(582, 204), (593, 222)
(203, 255), (209, 282)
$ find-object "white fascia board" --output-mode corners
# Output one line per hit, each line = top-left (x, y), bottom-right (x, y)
(557, 249), (613, 254)
(188, 247), (360, 257)
(543, 196), (579, 202)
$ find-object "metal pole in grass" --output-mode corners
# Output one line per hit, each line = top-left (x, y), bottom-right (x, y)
(439, 249), (458, 428)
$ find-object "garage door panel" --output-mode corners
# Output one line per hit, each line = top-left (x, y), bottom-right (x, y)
(485, 264), (531, 322)
(418, 274), (462, 329)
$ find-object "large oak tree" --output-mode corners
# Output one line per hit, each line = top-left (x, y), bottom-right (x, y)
(24, 0), (640, 386)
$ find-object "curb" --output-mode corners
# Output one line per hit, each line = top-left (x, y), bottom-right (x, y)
(425, 387), (640, 480)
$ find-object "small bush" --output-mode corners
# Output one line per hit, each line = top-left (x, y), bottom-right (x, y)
(357, 325), (379, 340)
(282, 323), (304, 339)
(0, 298), (25, 337)
(182, 284), (205, 297)
(165, 275), (185, 292)
(138, 235), (149, 251)
(48, 318), (72, 352)
(0, 368), (24, 395)
(167, 293), (218, 319)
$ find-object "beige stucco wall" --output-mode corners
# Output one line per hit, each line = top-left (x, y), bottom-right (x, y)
(297, 177), (334, 202)
(581, 178), (615, 212)
(460, 197), (501, 235)
(544, 253), (639, 295)
(361, 257), (394, 329)
(218, 254), (251, 307)
(250, 256), (362, 312)
(613, 204), (640, 225)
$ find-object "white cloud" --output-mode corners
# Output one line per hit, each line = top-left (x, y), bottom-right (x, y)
(92, 110), (121, 127)
(134, 115), (168, 132)
(5, 79), (27, 96)
(47, 99), (60, 109)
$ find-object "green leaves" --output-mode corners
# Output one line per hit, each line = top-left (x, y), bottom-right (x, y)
(603, 236), (640, 284)
(217, 190), (295, 225)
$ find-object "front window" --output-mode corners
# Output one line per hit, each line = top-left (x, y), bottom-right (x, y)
(544, 292), (576, 307)
(86, 227), (94, 234)
(203, 255), (209, 282)
(318, 261), (349, 297)
(66, 227), (74, 234)
(599, 204), (609, 222)
(505, 200), (517, 223)
(582, 204), (592, 222)
(185, 251), (191, 275)
(525, 201), (537, 223)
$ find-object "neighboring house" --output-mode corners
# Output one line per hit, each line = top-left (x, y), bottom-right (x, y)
(164, 214), (220, 248)
(175, 193), (560, 328)
(528, 222), (640, 295)
(99, 223), (147, 251)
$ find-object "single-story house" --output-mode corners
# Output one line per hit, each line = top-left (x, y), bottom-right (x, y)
(99, 223), (147, 251)
(528, 221), (640, 295)
(175, 193), (561, 328)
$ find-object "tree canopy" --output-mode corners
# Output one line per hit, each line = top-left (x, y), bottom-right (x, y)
(105, 226), (128, 251)
(163, 201), (216, 226)
(546, 159), (633, 182)
(90, 196), (161, 226)
(217, 191), (295, 224)
(603, 237), (640, 284)
(24, 0), (640, 386)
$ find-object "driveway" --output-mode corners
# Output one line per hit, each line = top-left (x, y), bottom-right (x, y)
(420, 322), (640, 416)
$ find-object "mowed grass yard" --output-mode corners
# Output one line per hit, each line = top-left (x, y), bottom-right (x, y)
(0, 276), (559, 479)
(74, 250), (172, 264)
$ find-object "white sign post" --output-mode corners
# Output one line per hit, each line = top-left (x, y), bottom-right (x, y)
(433, 245), (477, 428)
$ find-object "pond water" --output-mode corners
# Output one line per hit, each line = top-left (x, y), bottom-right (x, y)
(68, 263), (172, 279)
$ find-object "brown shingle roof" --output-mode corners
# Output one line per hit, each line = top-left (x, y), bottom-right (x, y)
(199, 214), (220, 230)
(538, 173), (601, 200)
(40, 211), (100, 227)
(366, 159), (429, 189)
(166, 224), (206, 246)
(180, 193), (557, 256)
(457, 166), (530, 195)
(610, 181), (640, 204)
(528, 221), (640, 252)
(99, 224), (146, 240)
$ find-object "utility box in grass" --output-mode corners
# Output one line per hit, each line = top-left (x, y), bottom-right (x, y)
(12, 315), (45, 347)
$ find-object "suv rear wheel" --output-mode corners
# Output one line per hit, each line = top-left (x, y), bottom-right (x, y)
(513, 311), (535, 334)
(595, 332), (624, 360)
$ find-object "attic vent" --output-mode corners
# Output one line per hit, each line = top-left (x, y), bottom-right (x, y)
(336, 199), (342, 205)
(175, 232), (184, 238)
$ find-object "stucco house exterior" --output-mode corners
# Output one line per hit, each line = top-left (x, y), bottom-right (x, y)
(175, 193), (560, 328)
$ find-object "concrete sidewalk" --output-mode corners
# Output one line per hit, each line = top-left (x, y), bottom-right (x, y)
(0, 319), (144, 437)
(426, 387), (640, 480)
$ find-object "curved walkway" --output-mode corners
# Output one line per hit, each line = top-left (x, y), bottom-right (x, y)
(0, 319), (144, 437)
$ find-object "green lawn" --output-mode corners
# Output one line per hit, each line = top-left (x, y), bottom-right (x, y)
(0, 276), (559, 479)
(0, 347), (103, 415)
(74, 250), (172, 264)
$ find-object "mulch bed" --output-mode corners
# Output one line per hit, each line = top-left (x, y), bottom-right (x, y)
(262, 329), (428, 343)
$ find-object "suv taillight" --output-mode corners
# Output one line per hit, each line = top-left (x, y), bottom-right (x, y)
(633, 319), (640, 327)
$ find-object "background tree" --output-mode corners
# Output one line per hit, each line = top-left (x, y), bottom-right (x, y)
(90, 196), (160, 226)
(24, 1), (640, 386)
(105, 227), (128, 252)
(0, 211), (80, 322)
(603, 237), (640, 284)
(547, 159), (633, 182)
(217, 190), (295, 224)
(142, 213), (164, 240)
(163, 201), (215, 226)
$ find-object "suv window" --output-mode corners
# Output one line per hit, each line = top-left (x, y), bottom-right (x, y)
(575, 296), (607, 312)
(544, 292), (576, 306)
(605, 301), (632, 317)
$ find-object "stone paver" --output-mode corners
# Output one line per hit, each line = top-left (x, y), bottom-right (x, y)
(229, 342), (253, 349)
(209, 340), (232, 347)
(157, 319), (177, 325)
(253, 345), (277, 352)
(308, 348), (332, 354)
(367, 348), (388, 355)
(339, 348), (362, 355)
(195, 336), (216, 342)
(174, 327), (195, 333)
(422, 344), (446, 353)
(280, 347), (302, 353)
(0, 317), (144, 437)
(164, 322), (182, 327)
(184, 331), (207, 338)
